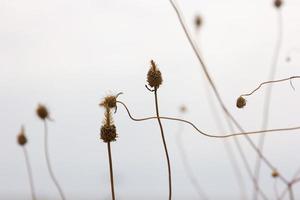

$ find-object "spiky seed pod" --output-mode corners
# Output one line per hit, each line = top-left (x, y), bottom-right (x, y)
(17, 127), (27, 146)
(147, 60), (163, 89)
(100, 95), (117, 109)
(274, 0), (282, 8)
(236, 96), (246, 109)
(272, 170), (279, 178)
(194, 15), (203, 29)
(100, 124), (117, 143)
(36, 104), (49, 120)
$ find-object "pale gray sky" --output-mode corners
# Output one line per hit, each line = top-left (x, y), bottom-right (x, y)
(1, 0), (300, 199)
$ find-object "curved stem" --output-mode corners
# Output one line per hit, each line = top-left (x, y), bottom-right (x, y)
(117, 101), (300, 139)
(154, 89), (172, 200)
(44, 120), (66, 200)
(253, 10), (283, 200)
(23, 147), (37, 200)
(240, 76), (299, 98)
(107, 142), (115, 200)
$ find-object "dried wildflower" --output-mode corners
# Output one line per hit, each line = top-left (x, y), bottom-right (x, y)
(100, 124), (117, 143)
(272, 170), (279, 178)
(147, 60), (163, 89)
(236, 96), (246, 109)
(36, 104), (49, 120)
(17, 126), (27, 146)
(100, 107), (117, 142)
(194, 15), (203, 29)
(100, 95), (117, 108)
(274, 0), (282, 8)
(179, 105), (187, 113)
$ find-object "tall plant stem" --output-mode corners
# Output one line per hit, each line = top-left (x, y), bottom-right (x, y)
(253, 10), (283, 200)
(44, 120), (66, 200)
(167, 0), (289, 192)
(23, 147), (37, 200)
(107, 142), (115, 200)
(154, 88), (172, 200)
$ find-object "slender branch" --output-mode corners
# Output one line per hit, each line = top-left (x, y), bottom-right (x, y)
(23, 147), (37, 200)
(107, 142), (115, 200)
(253, 10), (284, 200)
(154, 89), (172, 200)
(117, 101), (300, 139)
(288, 185), (295, 200)
(167, 0), (288, 186)
(240, 76), (299, 98)
(44, 121), (66, 200)
(196, 32), (248, 200)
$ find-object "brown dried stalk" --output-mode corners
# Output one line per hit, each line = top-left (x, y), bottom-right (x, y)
(17, 127), (37, 200)
(240, 76), (300, 98)
(36, 104), (66, 200)
(117, 100), (300, 139)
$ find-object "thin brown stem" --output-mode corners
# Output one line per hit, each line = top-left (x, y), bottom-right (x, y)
(253, 10), (283, 200)
(196, 35), (247, 200)
(241, 76), (299, 98)
(167, 0), (288, 188)
(117, 101), (300, 139)
(23, 147), (37, 200)
(107, 142), (115, 200)
(43, 120), (66, 200)
(154, 89), (172, 200)
(288, 185), (295, 200)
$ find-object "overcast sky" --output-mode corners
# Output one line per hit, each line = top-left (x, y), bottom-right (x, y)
(1, 0), (300, 199)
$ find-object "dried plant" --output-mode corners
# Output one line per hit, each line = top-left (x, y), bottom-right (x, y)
(36, 104), (66, 200)
(17, 126), (37, 200)
(100, 95), (119, 200)
(146, 60), (172, 200)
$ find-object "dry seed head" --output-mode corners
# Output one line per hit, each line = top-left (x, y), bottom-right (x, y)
(147, 60), (163, 88)
(100, 124), (117, 143)
(236, 96), (246, 109)
(36, 104), (49, 120)
(179, 105), (187, 113)
(274, 0), (283, 8)
(194, 15), (203, 29)
(17, 126), (27, 146)
(272, 170), (279, 178)
(100, 95), (117, 109)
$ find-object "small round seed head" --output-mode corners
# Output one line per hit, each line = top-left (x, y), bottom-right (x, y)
(147, 60), (163, 88)
(100, 124), (117, 143)
(274, 0), (282, 8)
(180, 105), (187, 113)
(17, 126), (27, 146)
(194, 15), (203, 29)
(100, 95), (117, 109)
(272, 170), (279, 178)
(236, 96), (246, 109)
(36, 104), (49, 120)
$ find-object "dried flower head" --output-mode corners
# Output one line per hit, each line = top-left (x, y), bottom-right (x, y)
(179, 105), (187, 113)
(147, 60), (163, 89)
(274, 0), (282, 8)
(272, 170), (279, 178)
(236, 96), (246, 109)
(100, 124), (117, 143)
(36, 104), (49, 120)
(100, 92), (123, 109)
(194, 15), (203, 29)
(17, 126), (27, 146)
